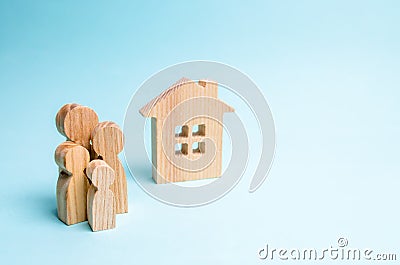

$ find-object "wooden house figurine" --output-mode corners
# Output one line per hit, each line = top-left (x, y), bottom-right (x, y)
(139, 78), (234, 184)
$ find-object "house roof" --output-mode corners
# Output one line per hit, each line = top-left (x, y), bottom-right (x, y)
(139, 77), (191, 117)
(139, 78), (234, 118)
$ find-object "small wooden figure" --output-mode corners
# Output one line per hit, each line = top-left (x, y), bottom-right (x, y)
(56, 103), (99, 152)
(139, 78), (234, 183)
(86, 160), (116, 232)
(91, 121), (128, 214)
(55, 141), (90, 225)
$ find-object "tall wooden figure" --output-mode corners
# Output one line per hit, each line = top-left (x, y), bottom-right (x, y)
(91, 122), (128, 214)
(86, 160), (116, 232)
(55, 142), (90, 225)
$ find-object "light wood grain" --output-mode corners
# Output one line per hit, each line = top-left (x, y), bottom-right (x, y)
(55, 141), (90, 225)
(56, 103), (99, 151)
(140, 78), (234, 184)
(86, 159), (116, 232)
(91, 121), (128, 214)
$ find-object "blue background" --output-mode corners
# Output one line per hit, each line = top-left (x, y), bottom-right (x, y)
(1, 1), (399, 264)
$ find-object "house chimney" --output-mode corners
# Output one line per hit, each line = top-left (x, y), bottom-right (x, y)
(198, 79), (218, 98)
(198, 80), (207, 87)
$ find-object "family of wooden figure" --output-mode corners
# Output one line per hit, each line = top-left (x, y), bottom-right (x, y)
(54, 78), (234, 231)
(55, 103), (127, 231)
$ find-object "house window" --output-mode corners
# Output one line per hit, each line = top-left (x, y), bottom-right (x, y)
(175, 124), (206, 156)
(192, 124), (205, 136)
(192, 141), (205, 154)
(175, 143), (188, 155)
(175, 125), (188, 137)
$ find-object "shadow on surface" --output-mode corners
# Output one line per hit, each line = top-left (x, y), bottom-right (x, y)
(124, 163), (154, 185)
(16, 189), (93, 232)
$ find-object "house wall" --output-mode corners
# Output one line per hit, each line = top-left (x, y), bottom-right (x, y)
(150, 117), (158, 182)
(154, 115), (224, 183)
(150, 80), (226, 183)
(145, 81), (233, 183)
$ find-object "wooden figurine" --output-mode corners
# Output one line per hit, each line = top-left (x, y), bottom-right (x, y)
(91, 121), (128, 214)
(86, 160), (116, 232)
(55, 141), (90, 225)
(56, 103), (99, 152)
(139, 78), (234, 183)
